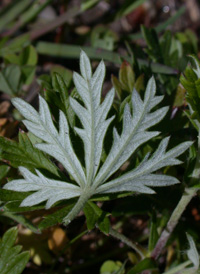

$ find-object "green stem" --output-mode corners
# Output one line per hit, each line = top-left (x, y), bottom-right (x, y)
(107, 227), (146, 259)
(151, 130), (200, 260)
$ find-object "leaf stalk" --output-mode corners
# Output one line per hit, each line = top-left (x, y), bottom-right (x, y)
(63, 190), (92, 225)
(108, 227), (146, 259)
(151, 130), (200, 260)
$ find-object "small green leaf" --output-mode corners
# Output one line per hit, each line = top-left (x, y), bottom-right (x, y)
(141, 25), (163, 63)
(0, 133), (59, 176)
(119, 61), (135, 93)
(173, 84), (186, 107)
(134, 74), (144, 92)
(37, 74), (52, 89)
(84, 201), (110, 233)
(0, 34), (30, 57)
(83, 202), (100, 230)
(19, 45), (38, 66)
(186, 234), (199, 271)
(111, 75), (122, 100)
(100, 260), (125, 274)
(51, 66), (72, 85)
(50, 72), (75, 126)
(0, 65), (21, 95)
(21, 65), (36, 85)
(180, 55), (200, 123)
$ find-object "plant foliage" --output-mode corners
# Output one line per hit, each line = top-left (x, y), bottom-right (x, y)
(4, 51), (192, 225)
(0, 227), (30, 274)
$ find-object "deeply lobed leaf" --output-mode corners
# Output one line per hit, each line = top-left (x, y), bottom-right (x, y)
(3, 51), (192, 225)
(0, 227), (30, 274)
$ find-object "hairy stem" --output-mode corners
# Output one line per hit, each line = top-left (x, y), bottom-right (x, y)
(151, 131), (200, 261)
(63, 191), (92, 225)
(151, 187), (197, 260)
(107, 227), (146, 259)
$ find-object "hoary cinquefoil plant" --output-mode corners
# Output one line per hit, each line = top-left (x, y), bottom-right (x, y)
(4, 51), (192, 227)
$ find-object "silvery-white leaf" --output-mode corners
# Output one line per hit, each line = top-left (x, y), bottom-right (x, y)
(166, 234), (200, 274)
(70, 51), (115, 182)
(96, 137), (192, 194)
(186, 234), (199, 270)
(93, 77), (169, 187)
(97, 174), (179, 194)
(12, 96), (86, 188)
(4, 167), (80, 209)
(4, 52), (192, 225)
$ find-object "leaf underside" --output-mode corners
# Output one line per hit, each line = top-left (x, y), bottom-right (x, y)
(4, 51), (192, 224)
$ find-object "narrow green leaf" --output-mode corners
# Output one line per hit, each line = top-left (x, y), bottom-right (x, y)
(0, 0), (31, 31)
(36, 42), (178, 75)
(81, 0), (99, 12)
(116, 0), (146, 19)
(19, 0), (52, 25)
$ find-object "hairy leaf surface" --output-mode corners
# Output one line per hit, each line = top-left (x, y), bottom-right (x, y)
(3, 51), (192, 225)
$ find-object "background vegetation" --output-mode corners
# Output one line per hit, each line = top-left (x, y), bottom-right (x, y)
(0, 0), (200, 273)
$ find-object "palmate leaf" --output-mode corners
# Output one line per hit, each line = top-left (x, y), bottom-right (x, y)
(4, 51), (192, 225)
(0, 227), (30, 274)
